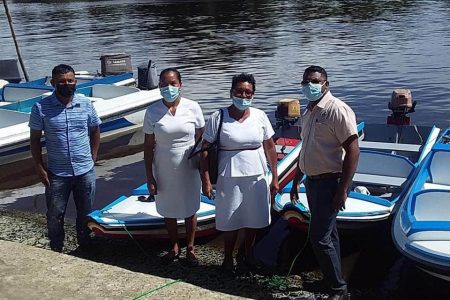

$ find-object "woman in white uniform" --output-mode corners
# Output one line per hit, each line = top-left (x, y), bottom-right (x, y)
(200, 73), (279, 272)
(143, 68), (205, 265)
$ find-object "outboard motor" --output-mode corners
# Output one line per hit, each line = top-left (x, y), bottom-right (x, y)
(100, 53), (132, 76)
(274, 98), (301, 159)
(387, 89), (416, 125)
(275, 98), (301, 129)
(137, 60), (158, 90)
(0, 59), (21, 83)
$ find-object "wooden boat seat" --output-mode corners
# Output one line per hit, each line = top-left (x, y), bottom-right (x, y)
(423, 183), (450, 190)
(359, 141), (421, 152)
(429, 150), (450, 185)
(353, 173), (406, 187)
(412, 190), (450, 221)
(353, 150), (414, 187)
(91, 84), (139, 99)
(1, 84), (52, 102)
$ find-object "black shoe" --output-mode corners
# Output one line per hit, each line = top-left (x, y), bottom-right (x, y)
(50, 246), (62, 253)
(50, 241), (63, 253)
(221, 259), (235, 276)
(293, 296), (317, 300)
(326, 292), (350, 300)
(302, 279), (329, 293)
(161, 250), (180, 263)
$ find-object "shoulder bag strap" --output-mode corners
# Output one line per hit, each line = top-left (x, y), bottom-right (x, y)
(188, 108), (224, 159)
(216, 108), (224, 146)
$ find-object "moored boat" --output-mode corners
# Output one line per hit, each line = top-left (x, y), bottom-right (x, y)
(87, 139), (303, 240)
(392, 128), (450, 281)
(0, 84), (161, 167)
(273, 122), (441, 232)
(271, 90), (442, 232)
(88, 184), (218, 240)
(0, 72), (135, 104)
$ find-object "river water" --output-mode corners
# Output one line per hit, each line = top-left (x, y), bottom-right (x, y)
(2, 1), (450, 297)
(1, 0), (450, 128)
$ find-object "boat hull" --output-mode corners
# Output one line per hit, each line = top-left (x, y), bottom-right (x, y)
(272, 123), (441, 233)
(392, 130), (450, 281)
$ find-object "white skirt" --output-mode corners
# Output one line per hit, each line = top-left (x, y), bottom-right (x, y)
(153, 145), (201, 218)
(215, 174), (271, 231)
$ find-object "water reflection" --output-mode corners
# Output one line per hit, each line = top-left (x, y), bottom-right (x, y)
(1, 0), (450, 127)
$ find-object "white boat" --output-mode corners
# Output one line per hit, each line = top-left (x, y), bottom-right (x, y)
(88, 184), (218, 240)
(272, 122), (441, 232)
(392, 128), (450, 281)
(0, 84), (162, 166)
(0, 72), (135, 104)
(87, 140), (304, 240)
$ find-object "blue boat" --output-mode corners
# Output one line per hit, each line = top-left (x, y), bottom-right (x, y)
(88, 183), (218, 240)
(272, 122), (441, 232)
(0, 83), (162, 167)
(0, 72), (135, 103)
(87, 140), (304, 240)
(392, 128), (450, 281)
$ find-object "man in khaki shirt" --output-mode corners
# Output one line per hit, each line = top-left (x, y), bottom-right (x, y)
(290, 66), (359, 300)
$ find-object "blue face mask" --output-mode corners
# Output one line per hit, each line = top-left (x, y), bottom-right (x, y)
(302, 82), (324, 101)
(160, 85), (180, 102)
(232, 97), (252, 111)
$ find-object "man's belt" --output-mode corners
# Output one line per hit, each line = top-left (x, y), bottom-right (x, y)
(307, 172), (342, 181)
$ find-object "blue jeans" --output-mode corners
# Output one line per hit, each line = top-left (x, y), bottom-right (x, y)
(305, 177), (347, 294)
(45, 168), (96, 249)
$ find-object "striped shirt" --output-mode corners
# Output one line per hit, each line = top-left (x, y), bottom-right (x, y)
(29, 92), (101, 177)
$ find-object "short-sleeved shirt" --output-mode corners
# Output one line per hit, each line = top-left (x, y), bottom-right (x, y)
(28, 93), (101, 177)
(143, 98), (205, 148)
(204, 107), (274, 177)
(298, 91), (357, 176)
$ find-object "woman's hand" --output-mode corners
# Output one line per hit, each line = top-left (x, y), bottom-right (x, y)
(270, 178), (279, 204)
(147, 176), (158, 195)
(202, 180), (214, 199)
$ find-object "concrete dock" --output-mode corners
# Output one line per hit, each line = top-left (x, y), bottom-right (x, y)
(0, 240), (247, 300)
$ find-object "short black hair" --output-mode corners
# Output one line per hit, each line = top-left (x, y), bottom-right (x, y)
(52, 64), (75, 78)
(304, 65), (328, 81)
(159, 68), (181, 83)
(231, 73), (256, 92)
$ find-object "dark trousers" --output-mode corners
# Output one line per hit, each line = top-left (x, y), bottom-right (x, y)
(45, 168), (96, 250)
(305, 177), (347, 294)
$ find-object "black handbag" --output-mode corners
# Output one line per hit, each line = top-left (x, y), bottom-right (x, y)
(189, 109), (224, 184)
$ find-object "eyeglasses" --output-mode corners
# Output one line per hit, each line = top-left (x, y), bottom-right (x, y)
(301, 79), (325, 86)
(233, 88), (254, 97)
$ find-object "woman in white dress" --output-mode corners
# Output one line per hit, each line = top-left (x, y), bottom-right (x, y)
(143, 68), (205, 265)
(200, 73), (279, 272)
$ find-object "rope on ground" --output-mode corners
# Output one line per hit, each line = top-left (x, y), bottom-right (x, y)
(287, 200), (311, 277)
(131, 279), (182, 300)
(100, 209), (150, 258)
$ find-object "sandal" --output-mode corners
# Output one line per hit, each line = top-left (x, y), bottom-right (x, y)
(220, 259), (235, 275)
(162, 249), (180, 263)
(186, 246), (199, 266)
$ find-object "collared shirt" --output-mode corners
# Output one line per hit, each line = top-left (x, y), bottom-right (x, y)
(29, 92), (101, 177)
(298, 91), (357, 176)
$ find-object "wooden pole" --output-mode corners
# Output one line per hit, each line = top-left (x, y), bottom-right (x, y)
(2, 0), (29, 81)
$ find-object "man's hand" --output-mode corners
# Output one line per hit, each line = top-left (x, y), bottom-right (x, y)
(333, 187), (348, 212)
(147, 176), (158, 196)
(37, 166), (50, 187)
(289, 183), (300, 205)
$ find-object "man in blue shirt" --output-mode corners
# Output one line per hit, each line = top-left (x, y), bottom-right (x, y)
(29, 64), (101, 252)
